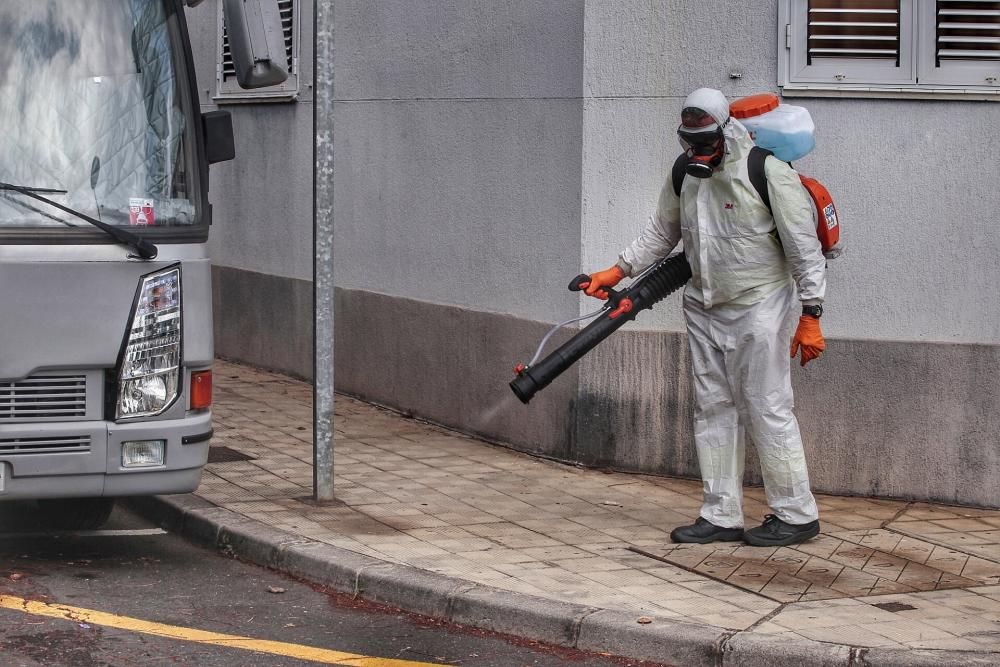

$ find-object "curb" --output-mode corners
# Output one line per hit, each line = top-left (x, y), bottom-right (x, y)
(126, 494), (999, 666)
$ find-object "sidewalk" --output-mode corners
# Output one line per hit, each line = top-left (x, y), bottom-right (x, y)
(138, 360), (1000, 665)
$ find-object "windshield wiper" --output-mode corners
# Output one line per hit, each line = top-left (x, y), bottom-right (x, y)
(0, 184), (68, 195)
(0, 182), (158, 260)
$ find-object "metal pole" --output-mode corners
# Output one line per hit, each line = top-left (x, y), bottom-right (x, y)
(313, 0), (335, 501)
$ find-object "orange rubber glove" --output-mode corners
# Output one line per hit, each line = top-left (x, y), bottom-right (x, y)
(581, 265), (626, 300)
(791, 315), (826, 367)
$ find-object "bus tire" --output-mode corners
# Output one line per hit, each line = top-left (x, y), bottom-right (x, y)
(36, 498), (116, 530)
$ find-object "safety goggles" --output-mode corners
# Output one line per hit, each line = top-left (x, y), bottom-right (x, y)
(677, 106), (727, 154)
(677, 125), (724, 155)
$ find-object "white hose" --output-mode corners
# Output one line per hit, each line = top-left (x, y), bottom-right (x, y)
(528, 305), (609, 367)
(526, 260), (668, 368)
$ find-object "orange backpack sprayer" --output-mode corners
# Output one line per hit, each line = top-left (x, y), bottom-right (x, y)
(729, 93), (841, 258)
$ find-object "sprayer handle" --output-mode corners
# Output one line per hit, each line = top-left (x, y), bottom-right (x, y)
(569, 274), (623, 303)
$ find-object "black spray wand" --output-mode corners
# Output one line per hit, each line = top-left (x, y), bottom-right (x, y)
(510, 252), (692, 404)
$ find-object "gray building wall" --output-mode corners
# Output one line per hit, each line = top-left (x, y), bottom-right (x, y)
(332, 0), (585, 324)
(186, 0), (316, 379)
(191, 1), (1000, 507)
(186, 1), (315, 282)
(330, 0), (586, 450)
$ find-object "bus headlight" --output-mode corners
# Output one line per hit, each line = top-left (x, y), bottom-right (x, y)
(116, 266), (182, 420)
(122, 440), (166, 468)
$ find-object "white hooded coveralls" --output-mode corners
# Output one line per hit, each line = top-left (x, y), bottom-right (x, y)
(620, 89), (825, 528)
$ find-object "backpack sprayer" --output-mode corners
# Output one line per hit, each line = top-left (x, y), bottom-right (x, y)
(510, 253), (692, 404)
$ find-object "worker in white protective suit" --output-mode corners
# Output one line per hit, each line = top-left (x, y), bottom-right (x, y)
(581, 88), (827, 547)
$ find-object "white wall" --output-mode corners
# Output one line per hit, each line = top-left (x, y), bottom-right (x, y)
(331, 0), (586, 324)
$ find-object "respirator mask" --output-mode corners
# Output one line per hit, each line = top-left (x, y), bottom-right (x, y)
(677, 107), (727, 179)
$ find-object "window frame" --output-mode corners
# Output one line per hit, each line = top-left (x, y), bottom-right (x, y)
(917, 1), (1000, 86)
(779, 0), (1000, 98)
(787, 0), (917, 85)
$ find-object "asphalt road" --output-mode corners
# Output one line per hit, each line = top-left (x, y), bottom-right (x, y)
(0, 502), (668, 667)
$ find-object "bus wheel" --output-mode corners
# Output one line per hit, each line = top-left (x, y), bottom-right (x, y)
(36, 498), (115, 530)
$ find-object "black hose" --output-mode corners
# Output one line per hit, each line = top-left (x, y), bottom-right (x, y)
(510, 253), (692, 404)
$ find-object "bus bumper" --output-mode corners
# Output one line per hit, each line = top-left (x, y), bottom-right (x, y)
(0, 411), (212, 500)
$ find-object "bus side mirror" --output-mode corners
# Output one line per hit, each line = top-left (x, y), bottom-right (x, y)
(221, 0), (289, 89)
(203, 111), (236, 164)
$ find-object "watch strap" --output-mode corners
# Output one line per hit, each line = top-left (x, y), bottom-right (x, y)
(802, 304), (823, 318)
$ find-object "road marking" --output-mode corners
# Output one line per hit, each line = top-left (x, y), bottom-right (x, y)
(0, 595), (442, 666)
(0, 528), (167, 539)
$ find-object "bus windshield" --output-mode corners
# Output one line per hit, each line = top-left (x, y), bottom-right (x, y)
(0, 0), (198, 230)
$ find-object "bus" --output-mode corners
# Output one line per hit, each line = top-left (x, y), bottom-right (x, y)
(0, 0), (286, 528)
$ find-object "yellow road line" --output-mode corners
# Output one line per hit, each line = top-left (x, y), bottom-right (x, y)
(0, 594), (441, 666)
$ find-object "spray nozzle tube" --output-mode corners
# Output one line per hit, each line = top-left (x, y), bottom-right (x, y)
(510, 252), (692, 404)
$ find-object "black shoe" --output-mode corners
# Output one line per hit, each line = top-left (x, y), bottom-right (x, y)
(670, 517), (744, 544)
(743, 514), (820, 547)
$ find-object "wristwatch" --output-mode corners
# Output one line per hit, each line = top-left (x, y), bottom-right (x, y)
(802, 304), (823, 319)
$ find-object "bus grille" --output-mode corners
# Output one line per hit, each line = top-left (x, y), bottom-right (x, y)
(0, 435), (91, 455)
(0, 376), (88, 422)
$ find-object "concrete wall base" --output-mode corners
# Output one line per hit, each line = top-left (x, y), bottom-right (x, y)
(212, 266), (313, 380)
(213, 269), (1000, 508)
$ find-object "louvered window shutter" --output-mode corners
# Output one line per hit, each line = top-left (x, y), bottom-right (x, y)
(917, 0), (1000, 86)
(936, 0), (1000, 64)
(807, 0), (901, 64)
(781, 0), (999, 93)
(786, 0), (916, 85)
(278, 0), (295, 69)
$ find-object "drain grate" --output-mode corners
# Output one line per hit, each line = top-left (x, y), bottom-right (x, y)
(872, 602), (918, 613)
(207, 446), (256, 463)
(632, 529), (1000, 603)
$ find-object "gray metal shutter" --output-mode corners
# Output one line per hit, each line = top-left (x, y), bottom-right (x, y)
(807, 0), (902, 64)
(936, 0), (1000, 63)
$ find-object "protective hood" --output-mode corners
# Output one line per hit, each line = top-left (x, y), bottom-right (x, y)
(680, 88), (755, 167)
(683, 88), (729, 128)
